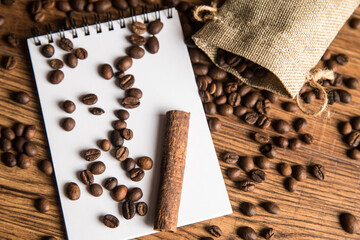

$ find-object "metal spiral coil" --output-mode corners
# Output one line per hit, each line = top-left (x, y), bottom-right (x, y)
(45, 24), (54, 43)
(31, 27), (41, 46)
(94, 14), (102, 33)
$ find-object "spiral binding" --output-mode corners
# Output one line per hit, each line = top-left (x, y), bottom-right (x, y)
(106, 12), (114, 31)
(119, 10), (126, 28)
(31, 27), (41, 46)
(154, 4), (161, 20)
(130, 7), (137, 23)
(142, 6), (149, 23)
(45, 24), (54, 43)
(82, 16), (90, 36)
(70, 18), (78, 38)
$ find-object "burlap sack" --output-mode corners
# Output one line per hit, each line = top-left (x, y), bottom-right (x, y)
(193, 0), (360, 98)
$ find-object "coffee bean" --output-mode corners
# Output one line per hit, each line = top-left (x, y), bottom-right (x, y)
(300, 133), (313, 144)
(227, 168), (242, 181)
(339, 121), (352, 135)
(137, 156), (153, 170)
(136, 202), (148, 216)
(312, 164), (325, 180)
(62, 100), (76, 113)
(100, 64), (113, 79)
(128, 46), (145, 59)
(24, 142), (38, 157)
(208, 117), (221, 132)
(123, 200), (136, 220)
(115, 146), (129, 161)
(244, 112), (259, 125)
(114, 120), (127, 130)
(94, 0), (111, 13)
(2, 127), (15, 140)
(131, 21), (146, 34)
(243, 91), (259, 108)
(2, 152), (16, 167)
(250, 169), (266, 183)
(188, 49), (202, 64)
(13, 136), (26, 152)
(263, 201), (280, 214)
(208, 225), (222, 238)
(83, 149), (101, 161)
(34, 11), (46, 23)
(112, 0), (128, 10)
(61, 117), (75, 131)
(301, 91), (316, 104)
(49, 59), (64, 69)
(234, 106), (247, 117)
(59, 38), (73, 52)
(340, 212), (359, 234)
(256, 99), (271, 114)
(111, 130), (124, 147)
(217, 104), (232, 116)
(257, 115), (271, 129)
(260, 144), (276, 158)
(292, 165), (307, 181)
(66, 182), (80, 200)
(264, 228), (274, 240)
(129, 34), (147, 47)
(90, 161), (106, 175)
(351, 117), (360, 130)
(239, 180), (255, 192)
(116, 109), (129, 120)
(130, 168), (145, 181)
(13, 122), (26, 137)
(89, 107), (105, 115)
(14, 91), (30, 104)
(283, 102), (298, 112)
(127, 187), (143, 201)
(3, 56), (17, 70)
(120, 158), (135, 172)
(338, 89), (352, 103)
(41, 44), (54, 58)
(65, 53), (78, 68)
(293, 118), (307, 132)
(193, 64), (209, 76)
(147, 20), (163, 35)
(80, 170), (94, 185)
(213, 82), (223, 97)
(204, 102), (216, 115)
(89, 183), (103, 197)
(275, 136), (288, 148)
(237, 156), (253, 172)
(118, 74), (135, 90)
(228, 92), (241, 107)
(0, 16), (4, 27)
(328, 89), (340, 105)
(348, 131), (360, 147)
(237, 226), (257, 240)
(254, 156), (270, 169)
(120, 128), (132, 141)
(240, 202), (256, 217)
(17, 153), (31, 169)
(104, 177), (118, 191)
(223, 152), (239, 164)
(344, 77), (359, 89)
(349, 17), (360, 29)
(56, 1), (72, 12)
(224, 82), (238, 94)
(121, 96), (140, 109)
(31, 0), (42, 14)
(0, 138), (11, 151)
(39, 159), (53, 175)
(332, 73), (343, 86)
(254, 132), (269, 144)
(321, 49), (331, 60)
(241, 68), (255, 79)
(277, 162), (292, 176)
(82, 94), (98, 105)
(126, 88), (142, 99)
(335, 53), (348, 65)
(36, 198), (50, 213)
(325, 59), (338, 71)
(274, 120), (290, 134)
(348, 148), (360, 160)
(289, 138), (302, 150)
(74, 48), (88, 60)
(71, 0), (86, 10)
(116, 56), (133, 72)
(146, 36), (159, 54)
(49, 70), (64, 84)
(99, 139), (110, 152)
(24, 125), (36, 140)
(283, 177), (297, 193)
(103, 214), (119, 228)
(237, 85), (251, 97)
(261, 90), (279, 103)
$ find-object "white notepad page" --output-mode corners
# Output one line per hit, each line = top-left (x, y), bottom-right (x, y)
(27, 9), (232, 240)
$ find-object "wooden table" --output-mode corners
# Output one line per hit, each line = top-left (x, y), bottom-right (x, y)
(0, 1), (359, 239)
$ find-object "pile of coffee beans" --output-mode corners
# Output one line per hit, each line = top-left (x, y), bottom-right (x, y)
(338, 116), (360, 160)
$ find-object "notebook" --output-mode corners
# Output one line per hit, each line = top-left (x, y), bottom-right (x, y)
(27, 8), (232, 240)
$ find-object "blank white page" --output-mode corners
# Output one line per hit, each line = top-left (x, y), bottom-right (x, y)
(27, 9), (231, 240)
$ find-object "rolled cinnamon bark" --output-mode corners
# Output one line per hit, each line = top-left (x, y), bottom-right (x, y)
(154, 110), (190, 232)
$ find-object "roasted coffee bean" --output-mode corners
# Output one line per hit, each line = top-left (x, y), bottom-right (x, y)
(289, 138), (302, 150)
(94, 0), (111, 13)
(239, 180), (255, 192)
(103, 214), (119, 228)
(264, 228), (274, 240)
(116, 56), (133, 72)
(100, 64), (113, 79)
(332, 73), (343, 86)
(112, 0), (128, 10)
(348, 131), (360, 147)
(189, 49), (202, 64)
(256, 99), (271, 114)
(56, 1), (72, 11)
(114, 120), (127, 130)
(14, 92), (30, 104)
(227, 168), (242, 181)
(197, 76), (209, 91)
(137, 156), (153, 170)
(301, 91), (316, 103)
(335, 53), (348, 65)
(17, 153), (31, 169)
(118, 74), (135, 90)
(89, 107), (105, 115)
(0, 138), (11, 151)
(115, 146), (129, 161)
(250, 169), (266, 183)
(24, 142), (38, 157)
(338, 89), (352, 103)
(237, 226), (257, 240)
(238, 156), (254, 172)
(82, 94), (97, 105)
(66, 182), (80, 200)
(322, 50), (331, 60)
(61, 117), (75, 131)
(121, 158), (135, 172)
(284, 177), (297, 192)
(116, 109), (129, 120)
(283, 102), (298, 112)
(31, 0), (42, 14)
(121, 96), (140, 109)
(123, 200), (136, 220)
(128, 0), (138, 7)
(237, 85), (252, 97)
(301, 133), (313, 144)
(99, 139), (110, 152)
(208, 225), (222, 238)
(312, 164), (325, 180)
(213, 81), (223, 97)
(49, 70), (64, 84)
(351, 117), (360, 130)
(234, 106), (247, 117)
(223, 152), (239, 164)
(292, 165), (307, 181)
(254, 156), (270, 169)
(228, 92), (241, 107)
(224, 82), (238, 94)
(257, 115), (271, 129)
(349, 148), (360, 160)
(325, 59), (338, 71)
(127, 187), (143, 201)
(241, 68), (255, 79)
(36, 198), (50, 213)
(243, 91), (259, 108)
(226, 54), (241, 67)
(62, 100), (76, 113)
(277, 162), (292, 176)
(34, 11), (46, 23)
(3, 56), (17, 70)
(340, 212), (359, 234)
(74, 48), (88, 60)
(349, 17), (360, 29)
(328, 89), (340, 105)
(131, 21), (146, 34)
(130, 168), (145, 181)
(120, 128), (133, 141)
(339, 121), (352, 135)
(13, 122), (26, 137)
(126, 88), (142, 99)
(13, 136), (26, 152)
(71, 0), (86, 10)
(244, 112), (259, 125)
(293, 118), (307, 132)
(2, 127), (15, 140)
(39, 159), (53, 175)
(204, 102), (216, 115)
(111, 130), (124, 147)
(49, 59), (64, 69)
(208, 117), (221, 132)
(261, 90), (279, 103)
(128, 46), (145, 59)
(275, 120), (290, 134)
(137, 202), (148, 216)
(65, 53), (78, 68)
(199, 90), (212, 103)
(193, 64), (209, 76)
(254, 132), (269, 144)
(59, 38), (73, 52)
(2, 152), (16, 167)
(147, 20), (163, 35)
(146, 36), (159, 54)
(24, 125), (36, 140)
(104, 177), (118, 191)
(41, 44), (54, 58)
(80, 170), (94, 185)
(263, 201), (280, 214)
(90, 161), (106, 175)
(275, 136), (288, 148)
(344, 77), (359, 89)
(260, 144), (276, 158)
(0, 16), (4, 27)
(240, 202), (256, 217)
(89, 183), (103, 197)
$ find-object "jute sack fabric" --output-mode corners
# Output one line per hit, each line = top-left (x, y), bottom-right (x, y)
(192, 0), (360, 98)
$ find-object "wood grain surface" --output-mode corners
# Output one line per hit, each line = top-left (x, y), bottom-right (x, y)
(0, 1), (360, 239)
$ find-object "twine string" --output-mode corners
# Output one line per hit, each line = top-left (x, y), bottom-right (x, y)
(193, 1), (219, 22)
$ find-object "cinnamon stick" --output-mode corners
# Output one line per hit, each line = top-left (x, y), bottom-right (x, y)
(154, 110), (190, 232)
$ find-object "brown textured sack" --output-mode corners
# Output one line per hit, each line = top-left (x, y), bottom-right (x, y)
(192, 0), (360, 98)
